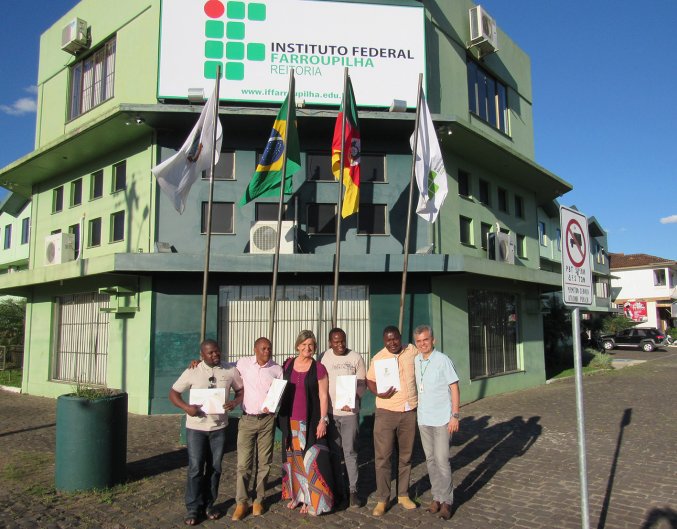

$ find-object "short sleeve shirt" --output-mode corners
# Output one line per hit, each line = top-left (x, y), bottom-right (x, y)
(172, 361), (243, 432)
(320, 349), (367, 417)
(415, 350), (459, 427)
(366, 343), (418, 411)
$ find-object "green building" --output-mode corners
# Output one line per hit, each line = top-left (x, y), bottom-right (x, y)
(0, 0), (573, 414)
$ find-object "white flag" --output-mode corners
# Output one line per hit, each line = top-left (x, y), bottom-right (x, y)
(152, 86), (223, 214)
(410, 93), (448, 223)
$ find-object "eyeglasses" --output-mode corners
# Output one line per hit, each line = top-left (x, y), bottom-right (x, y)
(208, 376), (216, 389)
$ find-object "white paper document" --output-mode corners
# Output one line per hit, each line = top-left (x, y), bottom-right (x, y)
(261, 378), (288, 414)
(189, 388), (226, 414)
(374, 357), (401, 394)
(335, 375), (357, 410)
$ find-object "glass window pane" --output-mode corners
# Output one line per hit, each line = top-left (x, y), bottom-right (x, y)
(202, 151), (235, 180)
(306, 153), (333, 181)
(308, 204), (336, 234)
(460, 216), (472, 245)
(255, 203), (290, 221)
(358, 204), (387, 234)
(113, 161), (126, 191)
(111, 211), (125, 242)
(89, 217), (102, 247)
(202, 202), (234, 234)
(91, 170), (103, 199)
(361, 154), (385, 183)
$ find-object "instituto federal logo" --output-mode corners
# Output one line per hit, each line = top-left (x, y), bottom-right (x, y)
(203, 0), (266, 81)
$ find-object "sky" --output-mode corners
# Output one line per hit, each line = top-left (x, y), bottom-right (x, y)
(0, 1), (675, 260)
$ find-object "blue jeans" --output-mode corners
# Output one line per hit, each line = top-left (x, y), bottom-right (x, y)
(185, 427), (227, 516)
(419, 424), (454, 505)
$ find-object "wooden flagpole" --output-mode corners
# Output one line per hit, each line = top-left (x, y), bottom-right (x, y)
(268, 70), (295, 344)
(332, 67), (349, 328)
(200, 67), (221, 342)
(398, 73), (423, 333)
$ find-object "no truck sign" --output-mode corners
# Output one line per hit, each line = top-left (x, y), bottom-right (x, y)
(560, 206), (592, 306)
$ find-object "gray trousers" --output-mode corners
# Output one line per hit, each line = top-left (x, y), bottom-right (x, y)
(235, 414), (275, 504)
(327, 414), (359, 496)
(419, 424), (454, 505)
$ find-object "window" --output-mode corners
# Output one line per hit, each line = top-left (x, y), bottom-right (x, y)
(201, 202), (234, 234)
(110, 211), (125, 242)
(88, 217), (102, 247)
(255, 203), (290, 221)
(3, 225), (11, 249)
(307, 204), (336, 234)
(361, 154), (386, 183)
(52, 293), (110, 385)
(516, 234), (526, 258)
(556, 229), (562, 251)
(68, 224), (81, 256)
(479, 179), (490, 206)
(460, 216), (473, 245)
(21, 218), (30, 245)
(538, 222), (547, 246)
(307, 153), (333, 181)
(594, 242), (606, 264)
(201, 151), (235, 180)
(71, 178), (83, 207)
(595, 278), (609, 299)
(498, 188), (508, 213)
(467, 59), (509, 134)
(514, 195), (524, 219)
(91, 170), (103, 199)
(53, 186), (64, 213)
(480, 223), (492, 250)
(654, 269), (666, 286)
(69, 37), (116, 119)
(358, 204), (387, 235)
(112, 161), (126, 192)
(458, 170), (470, 197)
(468, 290), (519, 379)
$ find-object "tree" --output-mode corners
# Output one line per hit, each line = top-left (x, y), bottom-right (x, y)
(0, 297), (26, 346)
(601, 314), (635, 335)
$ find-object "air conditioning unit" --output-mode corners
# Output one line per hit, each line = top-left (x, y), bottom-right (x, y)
(45, 233), (76, 265)
(488, 232), (515, 264)
(250, 221), (295, 254)
(61, 18), (89, 55)
(469, 6), (498, 55)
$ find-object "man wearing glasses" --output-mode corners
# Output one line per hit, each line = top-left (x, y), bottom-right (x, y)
(170, 339), (243, 526)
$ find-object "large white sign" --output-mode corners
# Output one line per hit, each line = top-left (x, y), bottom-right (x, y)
(158, 0), (426, 108)
(560, 206), (593, 306)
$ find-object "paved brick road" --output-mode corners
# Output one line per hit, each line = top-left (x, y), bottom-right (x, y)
(1, 349), (675, 528)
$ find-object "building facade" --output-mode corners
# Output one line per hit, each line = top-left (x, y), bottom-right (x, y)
(0, 0), (573, 414)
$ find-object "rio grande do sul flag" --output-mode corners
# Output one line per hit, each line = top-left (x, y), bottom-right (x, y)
(331, 77), (360, 219)
(410, 92), (447, 223)
(152, 85), (222, 214)
(240, 92), (301, 205)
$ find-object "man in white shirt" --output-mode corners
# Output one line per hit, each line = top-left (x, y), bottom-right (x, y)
(319, 328), (366, 508)
(413, 324), (460, 521)
(169, 339), (243, 526)
(231, 337), (283, 520)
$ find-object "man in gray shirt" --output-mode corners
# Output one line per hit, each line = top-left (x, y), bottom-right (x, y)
(319, 328), (366, 508)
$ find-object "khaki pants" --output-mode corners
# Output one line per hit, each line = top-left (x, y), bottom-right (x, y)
(373, 408), (417, 502)
(235, 414), (275, 504)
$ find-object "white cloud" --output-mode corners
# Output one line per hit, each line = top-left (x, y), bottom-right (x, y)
(660, 215), (677, 224)
(25, 85), (38, 95)
(0, 86), (38, 116)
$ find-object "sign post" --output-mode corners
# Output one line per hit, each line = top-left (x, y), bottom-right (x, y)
(560, 205), (592, 529)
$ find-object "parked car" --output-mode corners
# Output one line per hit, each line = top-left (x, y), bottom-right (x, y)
(601, 328), (667, 352)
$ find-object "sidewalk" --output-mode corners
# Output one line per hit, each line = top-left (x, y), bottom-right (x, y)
(1, 351), (675, 529)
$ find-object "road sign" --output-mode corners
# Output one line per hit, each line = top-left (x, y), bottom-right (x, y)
(560, 206), (592, 306)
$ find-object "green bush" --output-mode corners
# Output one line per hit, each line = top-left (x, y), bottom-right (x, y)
(667, 328), (677, 340)
(601, 314), (635, 334)
(587, 350), (613, 370)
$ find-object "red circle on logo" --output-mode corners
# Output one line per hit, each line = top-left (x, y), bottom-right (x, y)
(204, 0), (224, 18)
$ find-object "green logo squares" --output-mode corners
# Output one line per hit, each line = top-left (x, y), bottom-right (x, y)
(226, 42), (245, 60)
(226, 61), (245, 80)
(227, 1), (246, 19)
(248, 3), (266, 21)
(205, 20), (224, 39)
(205, 40), (224, 59)
(226, 21), (245, 40)
(428, 170), (439, 197)
(247, 42), (265, 61)
(204, 61), (223, 79)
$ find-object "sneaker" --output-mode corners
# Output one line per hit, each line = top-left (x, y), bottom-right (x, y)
(398, 496), (417, 510)
(349, 492), (362, 509)
(372, 501), (387, 516)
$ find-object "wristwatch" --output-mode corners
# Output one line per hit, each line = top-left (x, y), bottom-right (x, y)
(321, 415), (329, 424)
(451, 412), (460, 420)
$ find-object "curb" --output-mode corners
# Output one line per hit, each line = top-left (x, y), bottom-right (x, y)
(0, 384), (21, 393)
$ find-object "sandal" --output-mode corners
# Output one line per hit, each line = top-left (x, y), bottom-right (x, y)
(206, 508), (221, 520)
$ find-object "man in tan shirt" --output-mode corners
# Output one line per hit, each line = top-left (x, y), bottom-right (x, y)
(366, 326), (418, 516)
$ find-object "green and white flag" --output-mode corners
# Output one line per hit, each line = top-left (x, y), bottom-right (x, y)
(410, 92), (448, 223)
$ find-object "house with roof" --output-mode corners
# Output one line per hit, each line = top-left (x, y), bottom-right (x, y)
(609, 253), (677, 331)
(0, 0), (574, 414)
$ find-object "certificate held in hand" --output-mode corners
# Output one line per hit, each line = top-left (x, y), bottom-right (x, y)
(374, 357), (401, 394)
(261, 379), (288, 414)
(189, 388), (226, 414)
(335, 375), (357, 410)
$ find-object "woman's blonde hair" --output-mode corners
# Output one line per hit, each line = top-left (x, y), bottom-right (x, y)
(295, 330), (317, 351)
